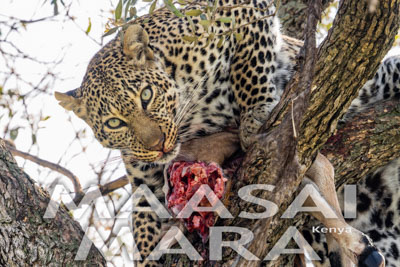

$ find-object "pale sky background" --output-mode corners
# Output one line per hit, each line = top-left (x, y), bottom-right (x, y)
(1, 0), (121, 188)
(1, 1), (399, 266)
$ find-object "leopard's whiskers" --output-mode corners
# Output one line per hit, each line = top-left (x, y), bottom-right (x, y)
(174, 74), (208, 126)
(175, 68), (215, 127)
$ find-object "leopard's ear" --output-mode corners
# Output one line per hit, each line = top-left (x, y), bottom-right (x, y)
(54, 89), (87, 120)
(123, 24), (154, 66)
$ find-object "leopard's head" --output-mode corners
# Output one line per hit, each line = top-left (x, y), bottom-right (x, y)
(55, 24), (180, 163)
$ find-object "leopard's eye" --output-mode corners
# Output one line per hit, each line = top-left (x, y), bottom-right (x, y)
(141, 87), (153, 109)
(105, 118), (127, 129)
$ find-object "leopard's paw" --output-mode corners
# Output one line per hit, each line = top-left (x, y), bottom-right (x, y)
(239, 103), (273, 150)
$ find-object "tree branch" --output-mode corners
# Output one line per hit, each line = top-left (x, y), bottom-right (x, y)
(6, 143), (131, 202)
(323, 100), (400, 187)
(6, 144), (84, 200)
(0, 140), (106, 265)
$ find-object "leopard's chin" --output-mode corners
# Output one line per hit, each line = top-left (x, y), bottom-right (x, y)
(154, 143), (181, 164)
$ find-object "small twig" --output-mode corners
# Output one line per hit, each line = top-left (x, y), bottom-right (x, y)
(291, 99), (297, 138)
(19, 15), (57, 24)
(214, 12), (276, 38)
(6, 143), (130, 200)
(99, 175), (129, 195)
(62, 175), (130, 207)
(176, 0), (274, 13)
(6, 144), (84, 199)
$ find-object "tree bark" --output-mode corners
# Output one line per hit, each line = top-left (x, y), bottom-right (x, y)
(0, 140), (106, 266)
(164, 0), (400, 266)
(323, 100), (400, 188)
(298, 0), (399, 162)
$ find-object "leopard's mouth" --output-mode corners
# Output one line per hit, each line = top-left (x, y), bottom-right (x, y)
(154, 143), (181, 164)
(152, 126), (179, 163)
(122, 144), (180, 164)
(123, 142), (180, 164)
(122, 129), (179, 163)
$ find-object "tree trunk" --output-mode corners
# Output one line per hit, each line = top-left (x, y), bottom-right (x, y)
(164, 0), (400, 266)
(0, 140), (106, 266)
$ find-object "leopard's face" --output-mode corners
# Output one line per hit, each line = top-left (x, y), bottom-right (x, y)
(88, 70), (179, 163)
(55, 24), (180, 163)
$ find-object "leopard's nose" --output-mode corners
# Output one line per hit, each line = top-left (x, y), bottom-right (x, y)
(148, 136), (165, 152)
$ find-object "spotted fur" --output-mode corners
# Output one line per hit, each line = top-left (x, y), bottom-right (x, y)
(341, 55), (400, 122)
(54, 0), (400, 265)
(56, 0), (288, 265)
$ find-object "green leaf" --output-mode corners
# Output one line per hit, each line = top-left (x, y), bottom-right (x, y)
(199, 19), (210, 29)
(182, 35), (197, 43)
(85, 18), (92, 35)
(211, 0), (218, 18)
(203, 33), (214, 48)
(10, 128), (19, 141)
(187, 16), (196, 33)
(185, 9), (202, 16)
(103, 26), (119, 37)
(234, 32), (242, 41)
(217, 17), (231, 23)
(115, 0), (123, 20)
(42, 116), (51, 121)
(217, 36), (224, 48)
(178, 0), (186, 4)
(51, 0), (59, 16)
(149, 0), (157, 14)
(142, 0), (153, 2)
(124, 0), (131, 19)
(119, 30), (125, 46)
(163, 0), (184, 18)
(130, 7), (137, 17)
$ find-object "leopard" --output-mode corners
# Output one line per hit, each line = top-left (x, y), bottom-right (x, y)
(343, 55), (400, 121)
(54, 0), (399, 266)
